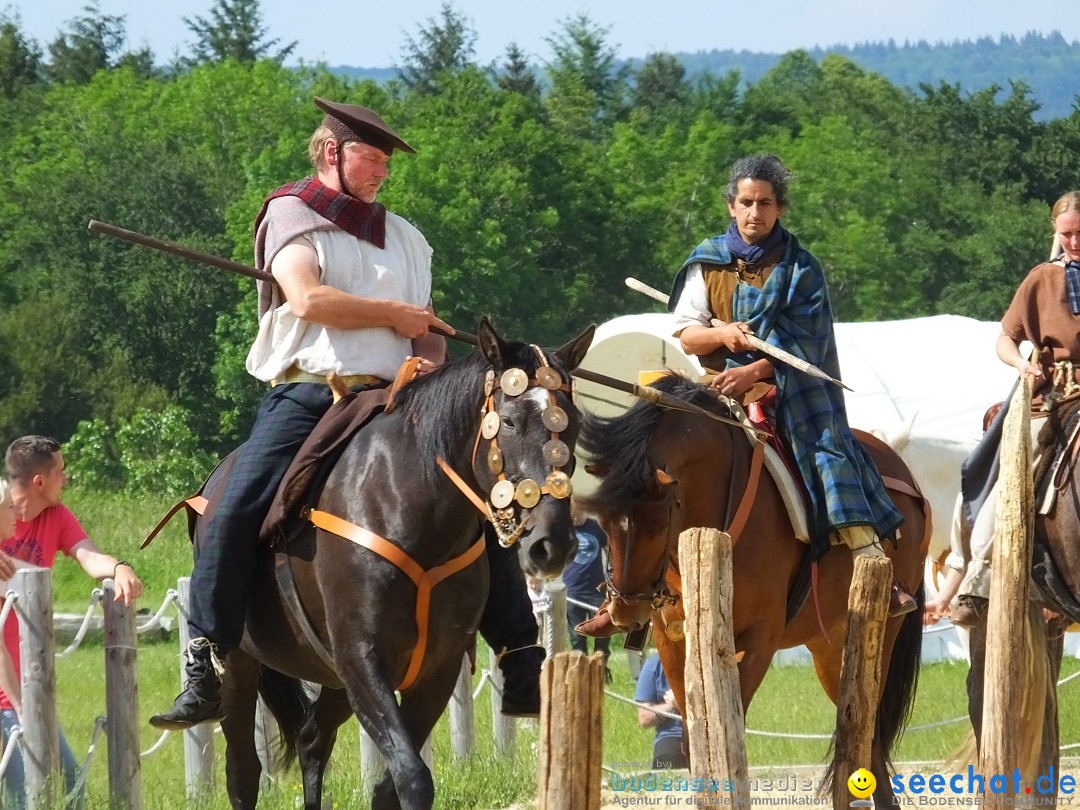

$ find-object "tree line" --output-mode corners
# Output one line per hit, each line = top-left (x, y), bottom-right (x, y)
(2, 1), (1079, 493)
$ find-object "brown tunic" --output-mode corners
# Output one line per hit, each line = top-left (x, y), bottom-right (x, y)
(698, 241), (787, 403)
(1001, 261), (1080, 401)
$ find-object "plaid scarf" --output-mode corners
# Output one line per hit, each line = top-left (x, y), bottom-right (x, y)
(1066, 260), (1080, 315)
(254, 175), (386, 248)
(724, 221), (788, 265)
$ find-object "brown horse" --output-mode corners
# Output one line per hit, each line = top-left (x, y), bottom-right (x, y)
(965, 394), (1080, 785)
(579, 374), (929, 807)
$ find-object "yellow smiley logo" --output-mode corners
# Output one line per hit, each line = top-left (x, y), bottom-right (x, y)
(847, 768), (876, 799)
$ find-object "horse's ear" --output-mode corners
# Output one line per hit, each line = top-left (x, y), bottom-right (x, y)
(554, 323), (596, 371)
(477, 316), (509, 369)
(655, 468), (677, 488)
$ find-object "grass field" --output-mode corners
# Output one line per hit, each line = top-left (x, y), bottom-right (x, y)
(29, 490), (1080, 807)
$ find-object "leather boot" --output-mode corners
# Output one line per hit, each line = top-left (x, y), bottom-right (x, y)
(575, 602), (620, 638)
(951, 594), (988, 628)
(888, 578), (918, 618)
(149, 637), (225, 730)
(498, 645), (545, 718)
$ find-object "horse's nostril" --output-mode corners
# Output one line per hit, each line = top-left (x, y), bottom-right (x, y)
(528, 537), (561, 572)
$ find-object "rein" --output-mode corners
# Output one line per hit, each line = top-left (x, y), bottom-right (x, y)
(437, 345), (574, 547)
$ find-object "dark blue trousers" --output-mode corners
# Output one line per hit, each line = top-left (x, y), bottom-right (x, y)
(189, 382), (334, 649)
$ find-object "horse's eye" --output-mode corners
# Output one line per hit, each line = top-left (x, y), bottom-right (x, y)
(501, 416), (516, 432)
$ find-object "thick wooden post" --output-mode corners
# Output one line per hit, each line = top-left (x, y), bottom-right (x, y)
(537, 652), (604, 810)
(14, 568), (59, 808)
(103, 578), (141, 809)
(489, 648), (516, 753)
(833, 554), (891, 807)
(177, 578), (214, 795)
(981, 377), (1035, 794)
(448, 653), (475, 759)
(679, 528), (749, 805)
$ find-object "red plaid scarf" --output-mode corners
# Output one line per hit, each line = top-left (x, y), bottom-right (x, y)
(254, 175), (386, 248)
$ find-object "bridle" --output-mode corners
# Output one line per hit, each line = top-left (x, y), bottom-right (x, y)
(603, 486), (682, 613)
(437, 345), (575, 547)
(602, 398), (768, 615)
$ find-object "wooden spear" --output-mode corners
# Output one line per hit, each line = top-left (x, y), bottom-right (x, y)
(624, 276), (853, 391)
(88, 220), (757, 433)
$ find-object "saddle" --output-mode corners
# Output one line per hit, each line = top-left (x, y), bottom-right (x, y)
(142, 359), (424, 551)
(141, 385), (390, 551)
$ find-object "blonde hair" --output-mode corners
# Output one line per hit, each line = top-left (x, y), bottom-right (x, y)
(0, 478), (9, 506)
(1051, 191), (1080, 225)
(308, 124), (335, 171)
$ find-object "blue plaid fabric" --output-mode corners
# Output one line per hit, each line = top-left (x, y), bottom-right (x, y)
(673, 232), (903, 557)
(732, 233), (903, 554)
(1065, 261), (1080, 315)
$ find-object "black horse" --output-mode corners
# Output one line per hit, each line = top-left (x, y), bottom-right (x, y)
(207, 319), (593, 809)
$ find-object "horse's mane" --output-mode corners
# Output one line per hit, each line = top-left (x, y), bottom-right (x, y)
(579, 373), (726, 514)
(389, 340), (574, 481)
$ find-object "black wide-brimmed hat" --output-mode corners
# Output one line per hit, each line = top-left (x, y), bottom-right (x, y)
(314, 96), (415, 155)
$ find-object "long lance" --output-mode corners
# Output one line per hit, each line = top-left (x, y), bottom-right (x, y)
(624, 276), (853, 391)
(88, 220), (755, 432)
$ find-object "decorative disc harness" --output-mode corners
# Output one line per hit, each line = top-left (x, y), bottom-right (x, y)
(445, 345), (574, 547)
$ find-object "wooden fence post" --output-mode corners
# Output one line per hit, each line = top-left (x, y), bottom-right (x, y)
(359, 726), (384, 799)
(981, 377), (1036, 796)
(679, 527), (749, 806)
(489, 648), (516, 753)
(448, 653), (475, 759)
(833, 554), (891, 807)
(537, 652), (604, 810)
(542, 579), (567, 657)
(177, 578), (214, 796)
(103, 577), (141, 809)
(13, 568), (59, 809)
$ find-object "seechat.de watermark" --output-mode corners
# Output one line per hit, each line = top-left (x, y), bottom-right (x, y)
(887, 766), (1077, 806)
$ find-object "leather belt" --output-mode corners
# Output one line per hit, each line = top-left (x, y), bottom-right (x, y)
(271, 364), (383, 388)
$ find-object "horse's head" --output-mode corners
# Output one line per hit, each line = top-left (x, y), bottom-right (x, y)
(589, 467), (683, 631)
(472, 317), (595, 578)
(578, 374), (735, 631)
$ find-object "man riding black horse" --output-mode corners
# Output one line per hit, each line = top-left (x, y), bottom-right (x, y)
(150, 97), (546, 729)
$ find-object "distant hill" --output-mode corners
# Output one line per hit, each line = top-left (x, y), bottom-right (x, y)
(331, 31), (1080, 121)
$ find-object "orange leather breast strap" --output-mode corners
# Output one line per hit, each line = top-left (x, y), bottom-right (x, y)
(307, 508), (485, 692)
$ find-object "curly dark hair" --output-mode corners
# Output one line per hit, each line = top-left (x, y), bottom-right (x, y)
(724, 154), (793, 207)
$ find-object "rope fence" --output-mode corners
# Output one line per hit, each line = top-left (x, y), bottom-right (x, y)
(0, 568), (1077, 806)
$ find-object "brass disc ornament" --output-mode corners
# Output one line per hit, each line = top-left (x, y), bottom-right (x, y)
(543, 439), (570, 467)
(500, 368), (529, 396)
(542, 406), (569, 433)
(483, 370), (495, 397)
(515, 479), (541, 508)
(490, 480), (515, 509)
(481, 411), (501, 439)
(545, 470), (572, 499)
(536, 367), (562, 390)
(487, 446), (504, 474)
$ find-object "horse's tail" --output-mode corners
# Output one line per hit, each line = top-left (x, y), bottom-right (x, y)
(257, 667), (312, 771)
(874, 580), (925, 765)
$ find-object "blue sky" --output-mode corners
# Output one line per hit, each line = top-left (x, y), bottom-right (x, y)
(11, 0), (1080, 67)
